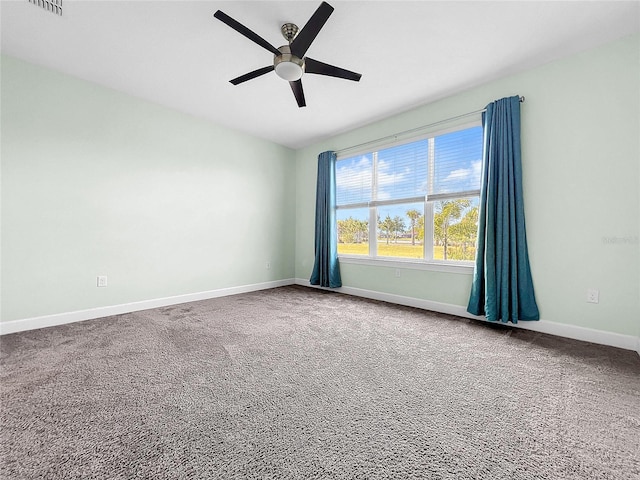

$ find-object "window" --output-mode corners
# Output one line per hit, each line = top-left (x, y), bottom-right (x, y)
(336, 123), (482, 266)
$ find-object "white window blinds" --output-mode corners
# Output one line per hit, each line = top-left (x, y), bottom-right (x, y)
(428, 126), (483, 200)
(336, 153), (373, 206)
(375, 140), (429, 203)
(336, 124), (483, 206)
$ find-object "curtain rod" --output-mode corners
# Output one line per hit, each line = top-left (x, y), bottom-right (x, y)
(336, 96), (525, 156)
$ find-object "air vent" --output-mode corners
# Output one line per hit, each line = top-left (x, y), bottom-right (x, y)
(28, 0), (62, 16)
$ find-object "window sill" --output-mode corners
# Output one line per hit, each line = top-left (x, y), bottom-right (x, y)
(337, 255), (475, 275)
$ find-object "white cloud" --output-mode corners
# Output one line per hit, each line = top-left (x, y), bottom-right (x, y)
(336, 156), (371, 189)
(377, 159), (408, 187)
(443, 160), (482, 188)
(337, 156), (409, 198)
(336, 156), (373, 204)
(469, 160), (482, 185)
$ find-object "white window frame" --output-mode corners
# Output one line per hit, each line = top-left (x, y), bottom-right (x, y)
(336, 121), (482, 274)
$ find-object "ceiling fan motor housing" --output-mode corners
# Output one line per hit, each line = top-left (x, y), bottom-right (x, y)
(274, 45), (304, 81)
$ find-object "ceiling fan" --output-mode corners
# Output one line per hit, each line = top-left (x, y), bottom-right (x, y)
(213, 1), (362, 108)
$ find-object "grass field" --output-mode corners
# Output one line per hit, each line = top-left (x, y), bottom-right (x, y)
(338, 242), (475, 261)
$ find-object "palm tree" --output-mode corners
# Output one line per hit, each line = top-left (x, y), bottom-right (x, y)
(379, 215), (395, 244)
(449, 207), (479, 260)
(392, 216), (406, 243)
(434, 199), (471, 260)
(406, 209), (422, 245)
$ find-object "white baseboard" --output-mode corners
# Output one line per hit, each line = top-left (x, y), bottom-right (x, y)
(3, 278), (637, 354)
(295, 278), (639, 352)
(0, 279), (295, 335)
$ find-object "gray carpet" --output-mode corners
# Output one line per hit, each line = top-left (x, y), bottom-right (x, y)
(1, 285), (639, 479)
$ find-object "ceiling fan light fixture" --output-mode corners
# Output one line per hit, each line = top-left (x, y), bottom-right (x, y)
(275, 61), (304, 81)
(274, 45), (304, 81)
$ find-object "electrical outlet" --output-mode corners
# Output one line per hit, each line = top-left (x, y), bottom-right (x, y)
(97, 276), (108, 287)
(395, 269), (401, 278)
(266, 262), (271, 270)
(586, 288), (599, 304)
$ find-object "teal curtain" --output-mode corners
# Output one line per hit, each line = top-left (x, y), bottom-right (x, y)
(310, 151), (342, 288)
(467, 96), (539, 323)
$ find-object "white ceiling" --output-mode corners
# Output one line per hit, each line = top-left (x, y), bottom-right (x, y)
(2, 1), (639, 149)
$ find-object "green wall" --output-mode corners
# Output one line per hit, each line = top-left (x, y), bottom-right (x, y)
(1, 55), (296, 322)
(2, 33), (639, 340)
(296, 33), (640, 337)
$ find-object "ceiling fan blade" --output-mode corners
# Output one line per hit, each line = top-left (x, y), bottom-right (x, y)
(304, 57), (362, 82)
(290, 2), (334, 59)
(230, 66), (274, 85)
(214, 10), (281, 56)
(289, 80), (306, 108)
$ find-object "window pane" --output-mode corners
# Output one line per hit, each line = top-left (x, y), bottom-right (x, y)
(377, 140), (428, 201)
(335, 124), (483, 266)
(432, 126), (482, 195)
(376, 202), (424, 259)
(432, 197), (479, 261)
(336, 154), (373, 206)
(337, 208), (369, 255)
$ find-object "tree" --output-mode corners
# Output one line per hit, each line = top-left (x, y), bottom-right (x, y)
(378, 215), (395, 244)
(449, 206), (479, 260)
(356, 219), (368, 243)
(392, 216), (406, 243)
(406, 209), (422, 245)
(337, 217), (368, 244)
(416, 215), (425, 242)
(434, 199), (471, 260)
